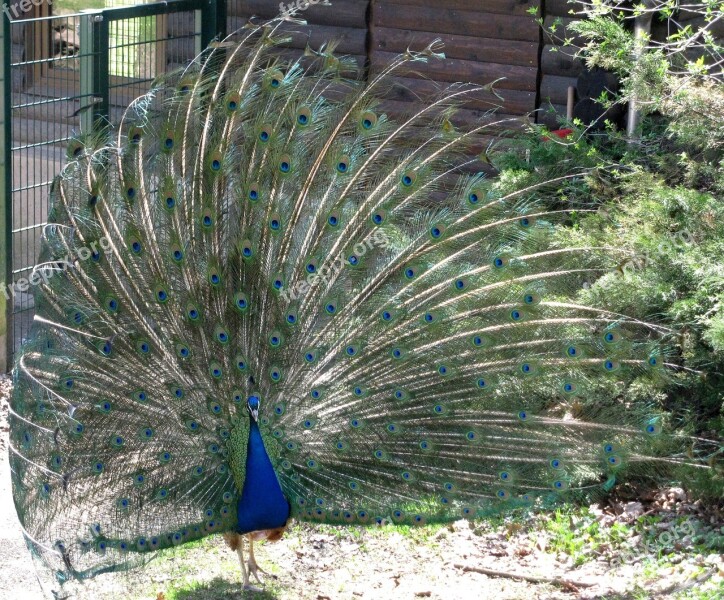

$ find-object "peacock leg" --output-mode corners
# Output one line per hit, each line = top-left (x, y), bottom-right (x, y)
(237, 536), (263, 592)
(246, 534), (268, 584)
(236, 537), (250, 588)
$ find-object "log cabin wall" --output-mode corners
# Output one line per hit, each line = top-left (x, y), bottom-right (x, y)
(222, 0), (544, 172)
(226, 0), (370, 68)
(369, 0), (540, 171)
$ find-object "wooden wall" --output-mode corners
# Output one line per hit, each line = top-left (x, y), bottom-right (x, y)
(165, 0), (545, 171)
(226, 0), (370, 68)
(162, 0), (723, 138)
(369, 0), (540, 164)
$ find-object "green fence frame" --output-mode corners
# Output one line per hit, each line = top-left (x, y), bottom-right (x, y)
(79, 0), (227, 130)
(0, 13), (10, 373)
(0, 0), (227, 371)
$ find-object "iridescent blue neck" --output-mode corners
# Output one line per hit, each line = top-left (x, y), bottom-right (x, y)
(236, 420), (290, 534)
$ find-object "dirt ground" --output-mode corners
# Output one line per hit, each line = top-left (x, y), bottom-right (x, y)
(1, 374), (721, 600)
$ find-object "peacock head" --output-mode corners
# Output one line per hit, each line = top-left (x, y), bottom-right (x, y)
(247, 395), (260, 422)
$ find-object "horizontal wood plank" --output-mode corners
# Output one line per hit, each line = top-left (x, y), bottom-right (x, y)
(229, 0), (369, 29)
(375, 0), (538, 17)
(372, 51), (538, 92)
(373, 4), (540, 41)
(227, 16), (367, 54)
(372, 27), (537, 67)
(379, 75), (536, 115)
(377, 98), (528, 130)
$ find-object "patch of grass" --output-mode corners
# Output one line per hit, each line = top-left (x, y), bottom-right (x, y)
(53, 0), (105, 14)
(673, 586), (724, 600)
(538, 507), (611, 565)
(287, 519), (446, 547)
(128, 535), (258, 600)
(164, 577), (283, 600)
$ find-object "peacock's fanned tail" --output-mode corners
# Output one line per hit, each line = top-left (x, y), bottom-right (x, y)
(10, 21), (680, 584)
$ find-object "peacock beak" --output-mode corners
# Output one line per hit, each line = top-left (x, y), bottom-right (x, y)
(249, 407), (259, 422)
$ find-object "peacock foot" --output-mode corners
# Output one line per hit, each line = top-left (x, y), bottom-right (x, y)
(246, 533), (269, 586)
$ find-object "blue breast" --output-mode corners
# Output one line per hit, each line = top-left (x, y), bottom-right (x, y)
(236, 420), (291, 534)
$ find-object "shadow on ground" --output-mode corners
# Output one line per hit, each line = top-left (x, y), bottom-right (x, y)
(168, 576), (281, 600)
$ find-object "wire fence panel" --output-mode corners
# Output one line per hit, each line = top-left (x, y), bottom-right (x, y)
(7, 12), (87, 366)
(2, 0), (218, 368)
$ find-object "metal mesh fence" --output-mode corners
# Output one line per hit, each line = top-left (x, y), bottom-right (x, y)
(3, 0), (212, 366)
(8, 12), (88, 360)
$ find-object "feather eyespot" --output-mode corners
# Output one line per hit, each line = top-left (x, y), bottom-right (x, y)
(269, 331), (283, 348)
(519, 215), (537, 228)
(336, 155), (350, 174)
(430, 223), (446, 239)
(215, 326), (229, 344)
(467, 189), (481, 205)
(645, 421), (662, 435)
(296, 106), (312, 126)
(371, 209), (387, 225)
(267, 69), (284, 89)
(226, 92), (240, 112)
(233, 292), (249, 312)
(279, 155), (292, 173)
(360, 111), (378, 130)
(186, 302), (201, 321)
(239, 239), (254, 260)
(258, 125), (273, 142)
(562, 381), (578, 394)
(248, 183), (261, 202)
(327, 211), (340, 227)
(67, 140), (84, 158)
(154, 285), (169, 303)
(523, 292), (541, 305)
(400, 170), (417, 187)
(128, 127), (143, 144)
(201, 209), (214, 228)
(207, 151), (223, 173)
(162, 131), (175, 151)
(209, 362), (223, 379)
(104, 296), (119, 313)
(493, 255), (510, 269)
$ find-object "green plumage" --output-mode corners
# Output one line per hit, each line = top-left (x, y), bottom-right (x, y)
(9, 21), (684, 589)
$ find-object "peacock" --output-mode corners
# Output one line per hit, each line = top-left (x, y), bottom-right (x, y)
(7, 18), (696, 595)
